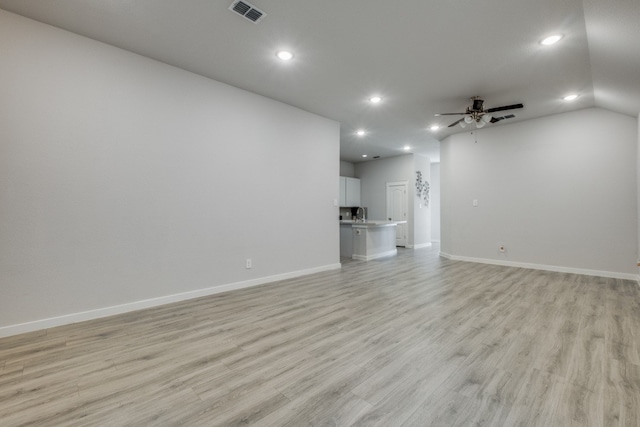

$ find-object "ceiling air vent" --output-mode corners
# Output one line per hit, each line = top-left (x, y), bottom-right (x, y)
(229, 1), (266, 23)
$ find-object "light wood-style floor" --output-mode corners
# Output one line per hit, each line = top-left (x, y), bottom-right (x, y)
(1, 246), (639, 426)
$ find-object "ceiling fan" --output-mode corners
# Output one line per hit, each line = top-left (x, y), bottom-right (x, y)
(435, 96), (524, 128)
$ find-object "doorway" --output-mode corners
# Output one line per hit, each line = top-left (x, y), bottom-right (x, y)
(386, 181), (408, 247)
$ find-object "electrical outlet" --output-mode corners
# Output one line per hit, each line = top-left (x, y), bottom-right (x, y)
(246, 258), (252, 269)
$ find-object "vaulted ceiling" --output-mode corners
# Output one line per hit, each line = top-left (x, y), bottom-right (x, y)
(1, 0), (638, 163)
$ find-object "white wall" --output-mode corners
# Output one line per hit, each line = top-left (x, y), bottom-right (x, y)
(430, 163), (441, 243)
(637, 112), (640, 277)
(355, 154), (431, 248)
(413, 155), (432, 248)
(441, 108), (637, 279)
(0, 11), (340, 336)
(340, 161), (355, 177)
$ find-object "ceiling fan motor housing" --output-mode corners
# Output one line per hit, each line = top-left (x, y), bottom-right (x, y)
(472, 98), (484, 112)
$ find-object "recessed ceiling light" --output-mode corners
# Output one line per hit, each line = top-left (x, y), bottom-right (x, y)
(362, 154), (368, 158)
(356, 129), (366, 136)
(276, 50), (294, 60)
(563, 94), (579, 101)
(540, 34), (563, 46)
(403, 145), (411, 151)
(369, 96), (382, 104)
(430, 125), (440, 131)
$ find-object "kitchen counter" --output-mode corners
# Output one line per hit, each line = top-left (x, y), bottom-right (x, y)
(339, 219), (406, 260)
(339, 220), (405, 228)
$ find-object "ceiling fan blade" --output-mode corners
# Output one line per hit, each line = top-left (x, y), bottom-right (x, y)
(434, 112), (466, 116)
(447, 118), (465, 127)
(490, 114), (516, 124)
(486, 103), (524, 113)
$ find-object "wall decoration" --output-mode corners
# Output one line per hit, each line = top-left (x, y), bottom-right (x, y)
(415, 171), (430, 207)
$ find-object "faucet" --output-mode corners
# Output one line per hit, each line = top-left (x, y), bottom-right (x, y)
(356, 207), (366, 222)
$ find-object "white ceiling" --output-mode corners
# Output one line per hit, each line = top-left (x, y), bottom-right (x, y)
(1, 0), (638, 163)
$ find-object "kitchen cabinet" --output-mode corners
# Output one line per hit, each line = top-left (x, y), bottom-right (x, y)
(339, 220), (405, 260)
(339, 177), (347, 206)
(346, 177), (361, 206)
(339, 223), (354, 258)
(339, 176), (361, 207)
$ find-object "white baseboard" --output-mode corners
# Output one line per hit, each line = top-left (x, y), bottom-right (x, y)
(0, 263), (342, 339)
(412, 242), (433, 250)
(439, 252), (639, 281)
(352, 249), (397, 261)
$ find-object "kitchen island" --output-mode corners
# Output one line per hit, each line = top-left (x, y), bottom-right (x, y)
(339, 220), (406, 261)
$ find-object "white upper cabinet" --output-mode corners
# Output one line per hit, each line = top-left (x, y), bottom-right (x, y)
(339, 177), (347, 207)
(339, 176), (361, 207)
(346, 177), (361, 206)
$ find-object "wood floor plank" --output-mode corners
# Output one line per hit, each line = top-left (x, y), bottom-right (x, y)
(350, 357), (461, 426)
(503, 368), (567, 426)
(399, 389), (470, 427)
(0, 245), (639, 425)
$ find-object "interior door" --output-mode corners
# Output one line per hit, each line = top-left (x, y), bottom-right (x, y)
(386, 182), (407, 247)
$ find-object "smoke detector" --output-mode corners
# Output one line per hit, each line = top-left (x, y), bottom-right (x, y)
(229, 1), (266, 23)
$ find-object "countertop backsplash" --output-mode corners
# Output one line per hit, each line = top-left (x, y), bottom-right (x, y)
(339, 207), (353, 220)
(340, 206), (368, 220)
